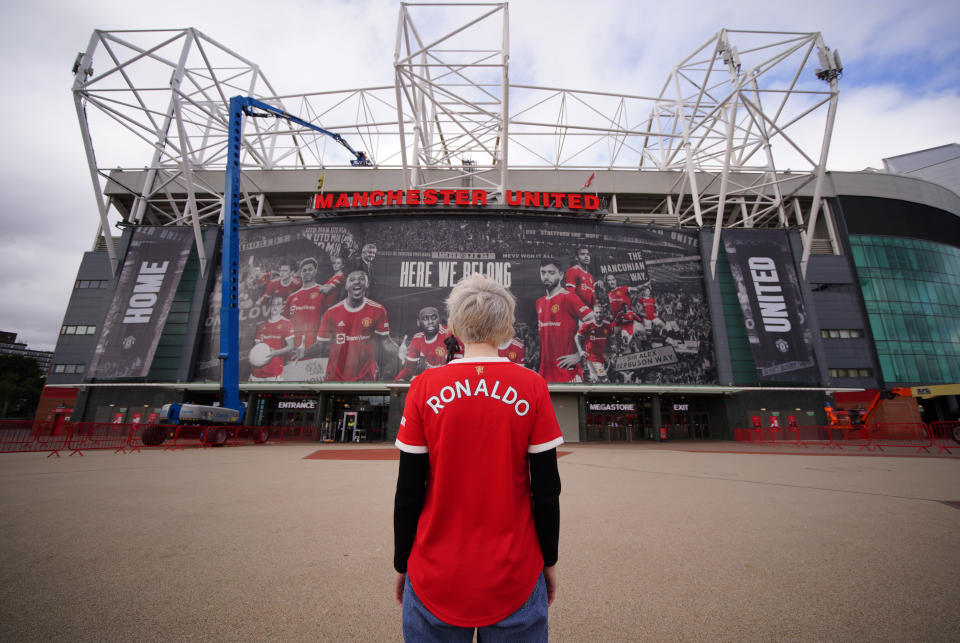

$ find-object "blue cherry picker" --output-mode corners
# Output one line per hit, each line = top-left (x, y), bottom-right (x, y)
(143, 97), (372, 446)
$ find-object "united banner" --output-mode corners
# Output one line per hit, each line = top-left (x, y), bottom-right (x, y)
(194, 216), (717, 385)
(89, 227), (194, 379)
(722, 229), (817, 383)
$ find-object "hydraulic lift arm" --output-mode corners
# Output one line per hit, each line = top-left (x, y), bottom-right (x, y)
(217, 96), (372, 414)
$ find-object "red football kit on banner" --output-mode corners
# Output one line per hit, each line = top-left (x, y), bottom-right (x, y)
(395, 357), (563, 627)
(498, 338), (526, 365)
(577, 318), (613, 363)
(316, 298), (389, 381)
(322, 272), (344, 309)
(607, 285), (632, 318)
(260, 277), (301, 304)
(405, 326), (453, 368)
(285, 285), (326, 349)
(253, 317), (293, 378)
(536, 290), (592, 382)
(564, 264), (595, 308)
(640, 295), (656, 321)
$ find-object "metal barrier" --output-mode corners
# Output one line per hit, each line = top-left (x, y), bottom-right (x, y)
(869, 422), (933, 453)
(928, 421), (959, 454)
(733, 421), (956, 454)
(69, 422), (138, 455)
(0, 421), (328, 456)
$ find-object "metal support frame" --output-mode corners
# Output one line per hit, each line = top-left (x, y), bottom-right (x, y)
(394, 2), (510, 198)
(72, 12), (842, 271)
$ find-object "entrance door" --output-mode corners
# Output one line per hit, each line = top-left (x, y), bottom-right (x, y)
(691, 412), (710, 439)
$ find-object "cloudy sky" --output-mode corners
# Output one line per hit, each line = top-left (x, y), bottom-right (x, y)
(1, 0), (958, 352)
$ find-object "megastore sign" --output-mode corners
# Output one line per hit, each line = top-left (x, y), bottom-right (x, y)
(194, 214), (718, 385)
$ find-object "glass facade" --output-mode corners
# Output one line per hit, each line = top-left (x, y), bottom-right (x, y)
(850, 235), (960, 384)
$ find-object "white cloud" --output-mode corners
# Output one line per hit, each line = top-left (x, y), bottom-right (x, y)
(0, 0), (957, 351)
(830, 86), (960, 170)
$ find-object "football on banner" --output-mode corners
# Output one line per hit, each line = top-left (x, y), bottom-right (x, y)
(248, 342), (272, 368)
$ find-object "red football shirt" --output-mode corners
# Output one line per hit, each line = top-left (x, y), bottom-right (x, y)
(316, 298), (389, 381)
(396, 357), (563, 627)
(285, 285), (326, 349)
(536, 289), (592, 382)
(322, 272), (344, 309)
(252, 317), (293, 377)
(260, 276), (302, 304)
(577, 318), (612, 363)
(607, 285), (632, 318)
(564, 264), (595, 308)
(406, 326), (453, 368)
(640, 296), (656, 321)
(497, 338), (526, 365)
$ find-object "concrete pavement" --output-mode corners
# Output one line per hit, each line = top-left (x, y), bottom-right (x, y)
(0, 441), (958, 641)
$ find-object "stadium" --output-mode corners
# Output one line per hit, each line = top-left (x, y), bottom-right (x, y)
(42, 4), (960, 445)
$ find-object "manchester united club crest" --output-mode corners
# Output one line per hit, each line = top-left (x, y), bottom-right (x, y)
(476, 366), (484, 375)
(310, 291), (319, 299)
(508, 351), (517, 360)
(361, 316), (372, 328)
(551, 303), (560, 314)
(435, 346), (445, 358)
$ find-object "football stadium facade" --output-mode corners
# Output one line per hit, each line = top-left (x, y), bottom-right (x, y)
(44, 5), (960, 443)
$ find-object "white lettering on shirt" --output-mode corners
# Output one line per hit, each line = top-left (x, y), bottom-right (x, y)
(424, 377), (530, 417)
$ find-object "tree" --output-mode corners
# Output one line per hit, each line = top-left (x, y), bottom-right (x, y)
(0, 355), (45, 419)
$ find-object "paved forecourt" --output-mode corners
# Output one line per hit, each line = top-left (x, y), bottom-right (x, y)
(0, 442), (958, 641)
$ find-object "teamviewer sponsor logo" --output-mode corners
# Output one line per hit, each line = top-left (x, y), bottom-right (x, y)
(336, 333), (346, 345)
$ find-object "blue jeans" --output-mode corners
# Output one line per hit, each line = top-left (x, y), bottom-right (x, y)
(402, 573), (548, 642)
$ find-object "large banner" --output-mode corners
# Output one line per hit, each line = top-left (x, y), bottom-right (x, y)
(195, 216), (716, 384)
(722, 229), (817, 383)
(89, 227), (194, 379)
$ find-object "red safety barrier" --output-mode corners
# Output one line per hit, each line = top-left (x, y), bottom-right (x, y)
(869, 422), (934, 453)
(928, 421), (959, 454)
(68, 422), (139, 455)
(825, 425), (876, 451)
(0, 419), (370, 456)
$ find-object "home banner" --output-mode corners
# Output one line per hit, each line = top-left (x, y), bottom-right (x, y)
(89, 227), (194, 378)
(722, 228), (817, 383)
(194, 215), (717, 385)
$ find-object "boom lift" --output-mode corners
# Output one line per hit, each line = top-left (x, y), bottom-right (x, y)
(824, 388), (911, 430)
(143, 97), (372, 446)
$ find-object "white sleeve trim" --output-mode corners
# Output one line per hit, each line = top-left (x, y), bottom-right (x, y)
(527, 436), (564, 454)
(395, 439), (428, 454)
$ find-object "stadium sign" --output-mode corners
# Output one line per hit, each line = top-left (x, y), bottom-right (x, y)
(312, 189), (601, 211)
(276, 399), (318, 410)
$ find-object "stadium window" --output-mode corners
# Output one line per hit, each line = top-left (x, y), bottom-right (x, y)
(821, 329), (863, 339)
(53, 364), (65, 373)
(829, 368), (873, 379)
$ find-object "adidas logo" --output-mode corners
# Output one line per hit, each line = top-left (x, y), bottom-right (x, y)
(337, 321), (346, 327)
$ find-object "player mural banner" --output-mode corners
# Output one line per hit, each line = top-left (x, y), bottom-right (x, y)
(89, 227), (194, 378)
(722, 228), (817, 383)
(194, 216), (716, 384)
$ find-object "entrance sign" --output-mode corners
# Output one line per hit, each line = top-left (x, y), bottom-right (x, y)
(722, 229), (817, 383)
(276, 399), (317, 410)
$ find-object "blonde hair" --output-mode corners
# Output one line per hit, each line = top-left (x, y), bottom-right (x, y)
(445, 274), (516, 346)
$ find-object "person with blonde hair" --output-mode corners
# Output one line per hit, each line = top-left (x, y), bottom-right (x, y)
(394, 273), (562, 641)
